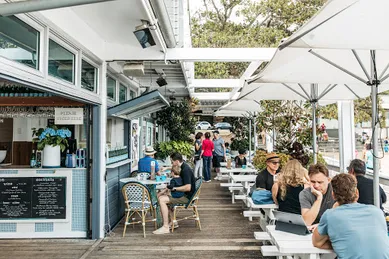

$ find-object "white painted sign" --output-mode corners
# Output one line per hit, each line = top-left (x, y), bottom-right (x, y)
(55, 108), (83, 125)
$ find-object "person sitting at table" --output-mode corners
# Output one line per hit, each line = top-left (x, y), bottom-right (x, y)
(138, 146), (160, 175)
(299, 163), (335, 226)
(153, 152), (196, 235)
(255, 152), (280, 191)
(312, 173), (389, 258)
(234, 149), (247, 168)
(347, 159), (387, 210)
(158, 165), (184, 199)
(272, 159), (308, 214)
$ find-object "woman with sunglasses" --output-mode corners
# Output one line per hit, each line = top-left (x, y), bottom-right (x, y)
(255, 152), (281, 191)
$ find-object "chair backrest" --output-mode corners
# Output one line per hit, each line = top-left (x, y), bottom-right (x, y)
(129, 170), (138, 177)
(122, 182), (152, 210)
(185, 177), (203, 208)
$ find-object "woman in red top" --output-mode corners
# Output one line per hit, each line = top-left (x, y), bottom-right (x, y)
(200, 132), (214, 182)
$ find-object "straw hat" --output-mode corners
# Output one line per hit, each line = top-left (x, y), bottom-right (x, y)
(145, 146), (157, 155)
(266, 152), (280, 162)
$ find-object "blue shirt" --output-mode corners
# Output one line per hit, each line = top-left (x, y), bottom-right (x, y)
(318, 203), (389, 259)
(170, 177), (184, 198)
(366, 150), (373, 169)
(138, 156), (159, 173)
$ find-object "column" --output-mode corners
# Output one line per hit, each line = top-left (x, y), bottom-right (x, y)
(91, 62), (107, 239)
(337, 100), (355, 173)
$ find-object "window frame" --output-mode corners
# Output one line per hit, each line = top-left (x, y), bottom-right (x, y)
(80, 57), (98, 93)
(47, 34), (78, 86)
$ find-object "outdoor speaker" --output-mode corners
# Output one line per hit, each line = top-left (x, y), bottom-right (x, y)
(133, 27), (156, 49)
(156, 77), (167, 87)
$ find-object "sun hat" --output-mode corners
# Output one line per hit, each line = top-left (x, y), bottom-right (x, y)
(145, 146), (157, 155)
(266, 152), (280, 162)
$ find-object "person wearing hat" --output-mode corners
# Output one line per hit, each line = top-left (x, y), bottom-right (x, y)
(255, 152), (281, 191)
(138, 146), (160, 174)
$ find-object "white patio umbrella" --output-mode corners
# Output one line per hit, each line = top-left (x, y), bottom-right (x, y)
(253, 0), (389, 207)
(215, 100), (263, 161)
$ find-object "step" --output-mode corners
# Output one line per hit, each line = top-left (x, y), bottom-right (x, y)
(254, 231), (271, 241)
(243, 211), (263, 218)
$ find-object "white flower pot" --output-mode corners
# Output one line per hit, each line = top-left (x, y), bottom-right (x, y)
(42, 145), (61, 168)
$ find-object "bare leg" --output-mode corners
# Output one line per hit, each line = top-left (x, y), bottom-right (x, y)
(158, 194), (170, 228)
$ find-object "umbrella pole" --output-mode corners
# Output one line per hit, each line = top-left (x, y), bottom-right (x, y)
(249, 118), (252, 163)
(371, 81), (380, 208)
(253, 114), (257, 155)
(370, 50), (380, 208)
(312, 101), (317, 164)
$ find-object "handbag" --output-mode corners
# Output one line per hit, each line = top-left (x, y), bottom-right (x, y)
(251, 190), (274, 205)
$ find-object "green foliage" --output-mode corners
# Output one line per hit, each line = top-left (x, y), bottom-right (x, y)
(156, 99), (197, 142)
(154, 141), (194, 160)
(191, 0), (325, 80)
(257, 100), (320, 151)
(230, 138), (249, 151)
(252, 150), (290, 171)
(32, 126), (71, 152)
(318, 96), (386, 127)
(308, 153), (326, 168)
(223, 116), (250, 139)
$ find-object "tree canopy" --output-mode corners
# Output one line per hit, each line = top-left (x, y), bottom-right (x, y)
(191, 0), (385, 125)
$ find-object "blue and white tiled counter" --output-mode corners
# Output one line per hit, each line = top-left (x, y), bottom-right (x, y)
(0, 168), (87, 238)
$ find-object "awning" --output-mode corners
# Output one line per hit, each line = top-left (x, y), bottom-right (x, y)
(107, 90), (169, 120)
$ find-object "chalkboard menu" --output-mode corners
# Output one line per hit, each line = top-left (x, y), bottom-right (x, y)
(0, 177), (66, 219)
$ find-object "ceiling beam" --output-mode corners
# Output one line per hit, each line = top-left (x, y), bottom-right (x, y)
(107, 47), (276, 62)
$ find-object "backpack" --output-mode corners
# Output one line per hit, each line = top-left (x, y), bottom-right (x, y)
(251, 190), (274, 205)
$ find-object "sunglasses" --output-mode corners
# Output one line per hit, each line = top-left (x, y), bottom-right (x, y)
(269, 161), (280, 165)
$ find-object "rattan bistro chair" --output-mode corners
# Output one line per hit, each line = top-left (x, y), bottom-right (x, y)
(171, 177), (203, 232)
(122, 182), (157, 238)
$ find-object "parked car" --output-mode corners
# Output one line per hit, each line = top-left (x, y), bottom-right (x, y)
(214, 122), (232, 131)
(196, 121), (212, 130)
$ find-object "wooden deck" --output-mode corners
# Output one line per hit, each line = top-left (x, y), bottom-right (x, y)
(0, 175), (270, 259)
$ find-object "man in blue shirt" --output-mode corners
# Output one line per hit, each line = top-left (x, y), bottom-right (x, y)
(312, 173), (389, 259)
(138, 146), (160, 174)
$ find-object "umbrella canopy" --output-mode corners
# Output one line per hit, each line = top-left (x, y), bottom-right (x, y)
(217, 99), (262, 113)
(251, 0), (389, 207)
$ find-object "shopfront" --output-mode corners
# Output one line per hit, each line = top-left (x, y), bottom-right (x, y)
(0, 80), (92, 238)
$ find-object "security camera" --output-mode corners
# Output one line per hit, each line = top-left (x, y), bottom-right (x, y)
(134, 20), (156, 49)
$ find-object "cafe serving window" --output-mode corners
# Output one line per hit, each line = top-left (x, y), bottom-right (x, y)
(119, 84), (127, 103)
(81, 60), (97, 92)
(0, 16), (40, 70)
(48, 39), (75, 84)
(107, 76), (116, 101)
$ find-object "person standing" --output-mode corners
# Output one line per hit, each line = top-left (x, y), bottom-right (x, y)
(212, 130), (226, 180)
(194, 132), (204, 179)
(312, 174), (389, 258)
(200, 132), (214, 182)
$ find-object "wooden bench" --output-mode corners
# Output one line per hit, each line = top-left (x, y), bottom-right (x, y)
(261, 246), (293, 259)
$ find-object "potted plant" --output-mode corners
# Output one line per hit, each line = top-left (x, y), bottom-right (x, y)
(32, 126), (71, 168)
(230, 138), (249, 155)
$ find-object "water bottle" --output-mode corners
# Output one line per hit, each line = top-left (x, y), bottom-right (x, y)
(150, 161), (155, 180)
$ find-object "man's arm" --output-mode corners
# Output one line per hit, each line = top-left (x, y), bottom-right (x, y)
(312, 228), (332, 249)
(174, 184), (191, 192)
(271, 183), (279, 204)
(300, 190), (323, 226)
(380, 186), (387, 204)
(256, 172), (266, 189)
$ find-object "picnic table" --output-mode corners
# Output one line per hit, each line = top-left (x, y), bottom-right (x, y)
(266, 225), (336, 259)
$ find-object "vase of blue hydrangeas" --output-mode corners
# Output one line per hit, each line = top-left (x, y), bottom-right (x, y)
(32, 126), (71, 168)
